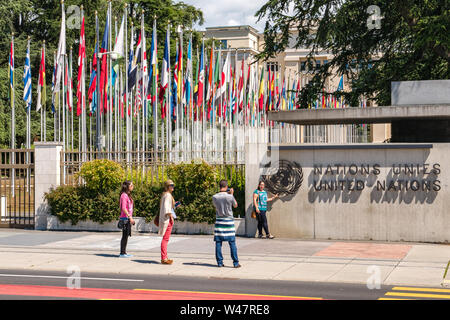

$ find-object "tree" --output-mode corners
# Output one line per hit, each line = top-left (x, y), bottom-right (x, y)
(256, 0), (449, 107)
(0, 0), (204, 148)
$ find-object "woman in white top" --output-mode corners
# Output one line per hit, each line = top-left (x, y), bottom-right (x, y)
(159, 179), (176, 264)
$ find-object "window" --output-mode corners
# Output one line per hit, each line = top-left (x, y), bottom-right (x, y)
(267, 62), (279, 72)
(300, 61), (306, 72)
(315, 60), (321, 70)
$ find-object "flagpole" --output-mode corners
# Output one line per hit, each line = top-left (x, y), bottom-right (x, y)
(167, 22), (172, 162)
(81, 5), (87, 157)
(95, 10), (101, 152)
(41, 41), (44, 142)
(124, 4), (129, 161)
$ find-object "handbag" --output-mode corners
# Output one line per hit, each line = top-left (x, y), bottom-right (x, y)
(251, 210), (257, 219)
(154, 214), (160, 227)
(117, 219), (129, 229)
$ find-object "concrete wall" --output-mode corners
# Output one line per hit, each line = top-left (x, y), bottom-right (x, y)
(34, 142), (246, 236)
(34, 142), (63, 230)
(245, 142), (450, 243)
(46, 216), (246, 236)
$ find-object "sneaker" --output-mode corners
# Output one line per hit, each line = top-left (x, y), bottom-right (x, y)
(258, 234), (263, 238)
(267, 235), (275, 239)
(119, 254), (133, 258)
(161, 259), (173, 265)
(234, 264), (241, 268)
(218, 264), (224, 268)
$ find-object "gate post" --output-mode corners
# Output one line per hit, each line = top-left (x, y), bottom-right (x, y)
(34, 142), (64, 230)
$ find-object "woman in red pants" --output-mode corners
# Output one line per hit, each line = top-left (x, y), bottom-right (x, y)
(158, 180), (177, 264)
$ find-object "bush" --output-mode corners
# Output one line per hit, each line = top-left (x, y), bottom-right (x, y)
(46, 161), (245, 225)
(77, 159), (125, 193)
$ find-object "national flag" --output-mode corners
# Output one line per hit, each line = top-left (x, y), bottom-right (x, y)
(197, 42), (204, 110)
(237, 59), (244, 111)
(206, 46), (213, 103)
(128, 30), (141, 91)
(88, 46), (98, 114)
(111, 15), (125, 60)
(183, 37), (192, 111)
(99, 15), (109, 113)
(23, 40), (32, 111)
(159, 25), (169, 106)
(9, 39), (14, 92)
(54, 6), (66, 93)
(76, 16), (86, 116)
(172, 41), (178, 121)
(258, 67), (264, 111)
(37, 45), (46, 112)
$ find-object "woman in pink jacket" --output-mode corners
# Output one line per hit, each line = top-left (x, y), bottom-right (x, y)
(119, 181), (135, 258)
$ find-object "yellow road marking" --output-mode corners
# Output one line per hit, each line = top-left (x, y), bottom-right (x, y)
(392, 286), (450, 293)
(385, 292), (450, 299)
(134, 288), (323, 300)
(378, 298), (414, 300)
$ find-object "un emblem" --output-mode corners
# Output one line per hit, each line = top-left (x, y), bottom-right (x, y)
(260, 160), (303, 197)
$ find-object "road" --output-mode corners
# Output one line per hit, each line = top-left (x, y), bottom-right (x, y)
(0, 268), (448, 301)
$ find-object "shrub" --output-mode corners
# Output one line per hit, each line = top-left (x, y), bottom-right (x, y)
(77, 159), (125, 193)
(46, 161), (245, 225)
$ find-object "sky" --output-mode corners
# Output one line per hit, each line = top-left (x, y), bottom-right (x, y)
(180, 0), (268, 32)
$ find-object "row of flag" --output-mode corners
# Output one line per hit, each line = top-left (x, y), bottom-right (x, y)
(8, 3), (353, 154)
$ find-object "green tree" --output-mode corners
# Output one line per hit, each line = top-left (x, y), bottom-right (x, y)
(256, 0), (449, 107)
(0, 0), (204, 149)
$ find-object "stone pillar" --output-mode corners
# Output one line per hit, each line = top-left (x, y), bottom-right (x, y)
(34, 142), (63, 230)
(245, 141), (273, 237)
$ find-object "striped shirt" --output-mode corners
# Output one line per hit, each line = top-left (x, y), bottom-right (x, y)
(212, 192), (237, 241)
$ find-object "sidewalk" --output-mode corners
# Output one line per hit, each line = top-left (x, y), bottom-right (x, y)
(0, 229), (449, 287)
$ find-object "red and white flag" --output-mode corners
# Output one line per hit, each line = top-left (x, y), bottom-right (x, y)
(76, 16), (86, 116)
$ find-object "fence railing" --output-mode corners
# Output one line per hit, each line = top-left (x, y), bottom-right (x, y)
(61, 150), (245, 187)
(0, 149), (34, 228)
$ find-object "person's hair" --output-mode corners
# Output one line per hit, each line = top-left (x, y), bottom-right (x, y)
(120, 180), (133, 203)
(219, 180), (228, 189)
(258, 180), (265, 190)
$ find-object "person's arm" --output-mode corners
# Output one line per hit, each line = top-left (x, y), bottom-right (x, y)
(253, 192), (260, 213)
(268, 194), (279, 202)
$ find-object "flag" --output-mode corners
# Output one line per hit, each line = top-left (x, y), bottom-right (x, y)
(159, 27), (169, 119)
(76, 16), (86, 117)
(171, 42), (178, 121)
(37, 45), (46, 112)
(9, 39), (14, 92)
(258, 67), (264, 111)
(99, 15), (109, 113)
(206, 46), (213, 103)
(23, 41), (32, 111)
(183, 37), (192, 109)
(88, 46), (98, 114)
(54, 6), (66, 93)
(65, 55), (73, 112)
(128, 30), (141, 91)
(337, 75), (344, 91)
(111, 15), (125, 60)
(237, 59), (244, 111)
(197, 42), (205, 110)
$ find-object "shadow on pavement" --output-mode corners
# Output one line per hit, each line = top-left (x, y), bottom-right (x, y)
(94, 254), (119, 258)
(132, 259), (160, 264)
(183, 262), (219, 268)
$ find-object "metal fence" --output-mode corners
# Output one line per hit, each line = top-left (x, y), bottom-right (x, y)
(0, 149), (35, 229)
(61, 150), (245, 187)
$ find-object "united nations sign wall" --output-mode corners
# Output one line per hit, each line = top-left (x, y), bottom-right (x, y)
(245, 143), (450, 243)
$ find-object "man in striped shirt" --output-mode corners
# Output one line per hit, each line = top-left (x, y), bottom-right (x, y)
(212, 180), (241, 268)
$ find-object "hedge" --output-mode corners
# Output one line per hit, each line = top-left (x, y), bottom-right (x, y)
(45, 160), (245, 225)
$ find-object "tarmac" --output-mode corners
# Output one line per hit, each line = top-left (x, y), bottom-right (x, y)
(0, 228), (449, 288)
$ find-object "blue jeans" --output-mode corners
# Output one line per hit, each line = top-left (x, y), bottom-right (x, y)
(215, 240), (239, 267)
